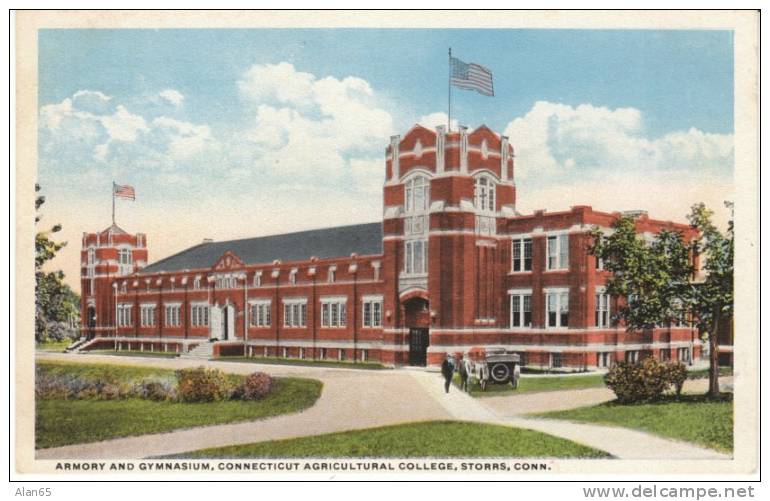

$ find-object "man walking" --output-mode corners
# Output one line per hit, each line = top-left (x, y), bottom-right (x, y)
(441, 354), (455, 393)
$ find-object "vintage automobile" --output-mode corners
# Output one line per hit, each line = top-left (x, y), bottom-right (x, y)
(467, 346), (521, 391)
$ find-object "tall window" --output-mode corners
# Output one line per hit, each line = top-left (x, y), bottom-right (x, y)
(512, 238), (533, 272)
(253, 273), (262, 287)
(474, 176), (496, 212)
(118, 248), (133, 275)
(362, 297), (383, 328)
(87, 248), (95, 265)
(546, 234), (569, 270)
(510, 293), (533, 328)
(328, 267), (336, 283)
(289, 269), (297, 285)
(250, 301), (271, 327)
(321, 298), (347, 328)
(165, 305), (181, 327)
(193, 277), (201, 289)
(117, 304), (133, 327)
(283, 300), (307, 328)
(404, 240), (428, 275)
(191, 304), (209, 327)
(140, 304), (156, 326)
(405, 175), (430, 213)
(546, 290), (570, 328)
(595, 291), (611, 327)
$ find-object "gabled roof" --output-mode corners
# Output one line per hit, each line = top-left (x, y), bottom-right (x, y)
(101, 223), (127, 235)
(140, 222), (383, 274)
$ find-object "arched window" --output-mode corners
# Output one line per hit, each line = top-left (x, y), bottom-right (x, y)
(405, 175), (430, 214)
(474, 175), (496, 212)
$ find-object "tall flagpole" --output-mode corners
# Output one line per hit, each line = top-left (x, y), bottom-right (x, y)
(447, 47), (452, 132)
(111, 181), (116, 225)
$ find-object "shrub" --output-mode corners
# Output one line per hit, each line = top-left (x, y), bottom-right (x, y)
(604, 357), (671, 403)
(176, 367), (232, 402)
(234, 372), (273, 400)
(665, 361), (688, 396)
(139, 379), (177, 401)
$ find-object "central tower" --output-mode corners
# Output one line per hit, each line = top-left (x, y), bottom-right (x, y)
(380, 124), (515, 365)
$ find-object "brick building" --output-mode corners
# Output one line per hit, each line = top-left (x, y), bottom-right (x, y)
(80, 123), (703, 369)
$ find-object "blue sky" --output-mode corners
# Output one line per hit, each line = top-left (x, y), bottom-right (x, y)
(36, 28), (735, 289)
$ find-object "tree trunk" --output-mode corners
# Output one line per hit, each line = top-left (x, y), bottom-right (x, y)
(708, 309), (721, 397)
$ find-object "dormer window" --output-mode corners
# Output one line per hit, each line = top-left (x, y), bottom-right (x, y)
(474, 175), (496, 212)
(328, 266), (337, 283)
(253, 272), (262, 287)
(193, 277), (201, 289)
(289, 269), (298, 285)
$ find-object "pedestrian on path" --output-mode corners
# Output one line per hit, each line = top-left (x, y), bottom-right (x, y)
(458, 354), (470, 392)
(441, 354), (455, 393)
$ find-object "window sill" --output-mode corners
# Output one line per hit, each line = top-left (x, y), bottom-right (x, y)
(544, 269), (570, 273)
(508, 270), (533, 275)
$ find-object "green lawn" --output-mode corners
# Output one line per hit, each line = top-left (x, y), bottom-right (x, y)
(35, 361), (323, 449)
(35, 340), (73, 352)
(687, 366), (733, 379)
(168, 420), (610, 459)
(535, 394), (733, 453)
(217, 356), (390, 371)
(454, 373), (606, 397)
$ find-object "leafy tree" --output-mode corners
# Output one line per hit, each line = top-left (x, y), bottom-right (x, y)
(35, 184), (80, 342)
(590, 203), (733, 398)
(590, 217), (693, 330)
(687, 202), (734, 397)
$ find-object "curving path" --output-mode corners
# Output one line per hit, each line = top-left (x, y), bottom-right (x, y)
(34, 352), (730, 460)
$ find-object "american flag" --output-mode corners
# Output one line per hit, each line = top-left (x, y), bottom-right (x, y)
(113, 183), (135, 200)
(450, 56), (494, 97)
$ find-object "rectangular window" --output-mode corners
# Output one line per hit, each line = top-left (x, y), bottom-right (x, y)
(678, 347), (691, 363)
(321, 299), (347, 328)
(117, 304), (132, 327)
(320, 347), (327, 360)
(140, 305), (156, 327)
(282, 300), (307, 328)
(512, 238), (533, 272)
(626, 350), (640, 363)
(361, 349), (369, 362)
(191, 305), (209, 327)
(404, 239), (428, 275)
(545, 290), (569, 328)
(546, 234), (569, 270)
(282, 347), (289, 358)
(299, 347), (306, 360)
(338, 349), (346, 361)
(250, 302), (271, 327)
(362, 298), (384, 327)
(552, 353), (563, 368)
(597, 352), (611, 368)
(595, 292), (611, 327)
(509, 293), (533, 328)
(165, 305), (181, 327)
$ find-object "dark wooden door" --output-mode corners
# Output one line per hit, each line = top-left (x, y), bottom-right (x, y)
(408, 328), (429, 366)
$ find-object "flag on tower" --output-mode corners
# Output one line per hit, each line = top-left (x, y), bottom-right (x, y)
(450, 56), (494, 97)
(113, 183), (136, 200)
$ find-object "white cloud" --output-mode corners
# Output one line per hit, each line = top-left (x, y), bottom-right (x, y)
(236, 62), (394, 181)
(153, 116), (216, 159)
(159, 89), (185, 106)
(417, 112), (458, 131)
(503, 101), (733, 180)
(99, 105), (149, 142)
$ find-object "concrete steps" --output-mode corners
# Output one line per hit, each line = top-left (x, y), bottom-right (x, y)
(182, 342), (215, 360)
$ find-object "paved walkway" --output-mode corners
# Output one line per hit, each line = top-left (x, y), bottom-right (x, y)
(34, 353), (730, 460)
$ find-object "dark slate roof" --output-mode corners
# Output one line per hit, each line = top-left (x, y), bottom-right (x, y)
(140, 222), (383, 274)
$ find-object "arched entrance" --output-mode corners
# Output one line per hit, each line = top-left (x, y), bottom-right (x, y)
(403, 295), (430, 366)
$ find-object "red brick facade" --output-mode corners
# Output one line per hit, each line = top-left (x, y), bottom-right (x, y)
(81, 124), (703, 369)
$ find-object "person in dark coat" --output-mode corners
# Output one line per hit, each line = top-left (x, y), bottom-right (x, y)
(458, 354), (469, 392)
(441, 354), (455, 393)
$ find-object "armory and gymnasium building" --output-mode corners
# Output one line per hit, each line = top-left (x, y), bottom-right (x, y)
(79, 123), (703, 368)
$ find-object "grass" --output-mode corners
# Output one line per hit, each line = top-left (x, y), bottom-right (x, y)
(35, 340), (73, 352)
(35, 361), (323, 449)
(217, 355), (390, 370)
(454, 372), (606, 397)
(535, 394), (733, 453)
(687, 366), (733, 379)
(89, 349), (180, 359)
(167, 420), (610, 459)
